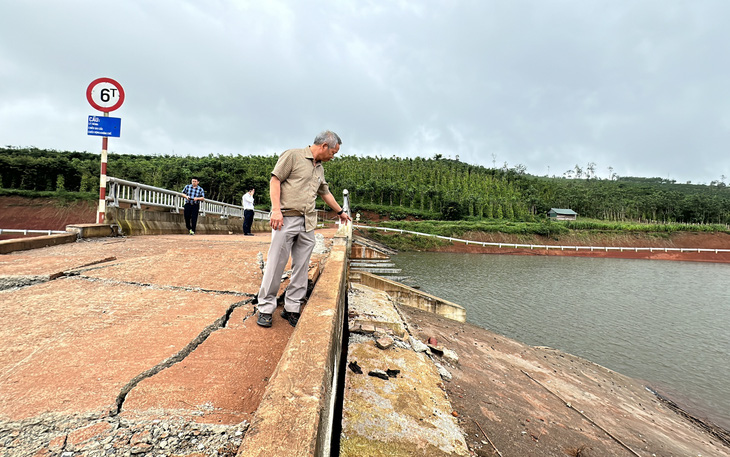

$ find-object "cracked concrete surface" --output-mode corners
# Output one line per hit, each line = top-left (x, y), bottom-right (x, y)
(0, 233), (335, 455)
(341, 283), (469, 456)
(113, 297), (254, 415)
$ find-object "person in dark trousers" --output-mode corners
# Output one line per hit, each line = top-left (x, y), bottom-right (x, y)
(181, 178), (205, 235)
(242, 187), (255, 236)
(255, 130), (351, 328)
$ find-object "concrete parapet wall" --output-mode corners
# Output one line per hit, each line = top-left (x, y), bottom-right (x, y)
(354, 272), (466, 323)
(0, 233), (77, 254)
(105, 206), (268, 236)
(66, 223), (118, 238)
(238, 236), (349, 457)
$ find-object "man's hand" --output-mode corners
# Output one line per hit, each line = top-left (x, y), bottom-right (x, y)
(270, 209), (284, 230)
(338, 212), (352, 224)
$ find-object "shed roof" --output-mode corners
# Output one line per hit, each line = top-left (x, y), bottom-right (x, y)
(549, 208), (578, 215)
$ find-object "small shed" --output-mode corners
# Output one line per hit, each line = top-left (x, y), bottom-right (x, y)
(548, 208), (578, 221)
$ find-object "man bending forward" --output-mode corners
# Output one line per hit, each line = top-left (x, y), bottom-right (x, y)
(256, 130), (351, 328)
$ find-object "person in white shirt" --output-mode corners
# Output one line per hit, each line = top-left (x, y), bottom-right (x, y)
(242, 188), (255, 236)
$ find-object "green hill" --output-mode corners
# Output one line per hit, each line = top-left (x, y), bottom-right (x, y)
(2, 147), (729, 226)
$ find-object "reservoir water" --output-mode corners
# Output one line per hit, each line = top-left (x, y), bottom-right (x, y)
(389, 252), (730, 430)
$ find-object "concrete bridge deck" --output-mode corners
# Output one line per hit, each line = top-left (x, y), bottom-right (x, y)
(0, 229), (348, 456)
(2, 228), (729, 457)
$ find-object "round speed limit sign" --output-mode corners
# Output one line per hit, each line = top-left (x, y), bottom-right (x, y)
(86, 77), (125, 112)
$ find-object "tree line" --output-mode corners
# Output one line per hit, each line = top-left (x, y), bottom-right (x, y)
(2, 146), (729, 225)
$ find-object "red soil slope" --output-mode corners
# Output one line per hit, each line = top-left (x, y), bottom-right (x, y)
(355, 208), (730, 263)
(0, 196), (97, 240)
(434, 232), (730, 263)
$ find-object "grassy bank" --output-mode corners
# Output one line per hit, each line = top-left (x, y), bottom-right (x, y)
(356, 218), (730, 252)
(0, 188), (97, 204)
(368, 218), (730, 236)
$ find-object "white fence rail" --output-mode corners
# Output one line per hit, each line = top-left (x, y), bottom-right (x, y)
(0, 229), (67, 236)
(106, 177), (269, 221)
(355, 225), (730, 254)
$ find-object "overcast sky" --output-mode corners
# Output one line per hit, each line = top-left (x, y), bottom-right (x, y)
(1, 0), (729, 184)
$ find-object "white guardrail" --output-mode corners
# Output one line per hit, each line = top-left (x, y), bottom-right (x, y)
(354, 225), (730, 254)
(106, 177), (269, 221)
(0, 229), (67, 236)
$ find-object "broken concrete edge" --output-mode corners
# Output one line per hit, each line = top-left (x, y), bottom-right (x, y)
(0, 232), (77, 255)
(238, 239), (348, 457)
(347, 282), (460, 383)
(342, 284), (469, 455)
(354, 271), (467, 323)
(0, 274), (56, 290)
(66, 223), (120, 238)
(0, 223), (125, 255)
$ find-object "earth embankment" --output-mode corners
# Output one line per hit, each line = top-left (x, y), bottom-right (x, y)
(432, 231), (730, 262)
(0, 196), (97, 239)
(355, 220), (730, 263)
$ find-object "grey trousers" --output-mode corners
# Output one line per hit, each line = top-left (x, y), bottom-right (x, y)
(256, 216), (315, 315)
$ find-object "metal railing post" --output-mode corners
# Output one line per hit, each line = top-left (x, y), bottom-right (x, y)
(342, 189), (351, 217)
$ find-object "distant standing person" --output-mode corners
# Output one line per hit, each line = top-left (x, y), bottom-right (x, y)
(242, 188), (255, 236)
(255, 130), (351, 328)
(181, 178), (205, 235)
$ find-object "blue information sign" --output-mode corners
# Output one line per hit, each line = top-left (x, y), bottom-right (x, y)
(87, 115), (121, 137)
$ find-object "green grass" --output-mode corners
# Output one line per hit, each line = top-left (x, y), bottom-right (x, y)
(0, 188), (98, 204)
(362, 229), (451, 251)
(350, 203), (440, 221)
(563, 218), (729, 233)
(367, 217), (730, 239)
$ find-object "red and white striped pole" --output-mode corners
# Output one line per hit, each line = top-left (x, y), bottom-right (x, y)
(97, 116), (108, 223)
(86, 78), (124, 225)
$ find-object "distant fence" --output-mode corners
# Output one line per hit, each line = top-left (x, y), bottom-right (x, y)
(0, 229), (67, 236)
(355, 225), (730, 254)
(106, 177), (269, 221)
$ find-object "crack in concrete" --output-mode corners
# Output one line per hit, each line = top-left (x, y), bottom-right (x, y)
(0, 257), (118, 291)
(0, 275), (56, 291)
(72, 275), (250, 296)
(237, 306), (257, 327)
(113, 297), (255, 415)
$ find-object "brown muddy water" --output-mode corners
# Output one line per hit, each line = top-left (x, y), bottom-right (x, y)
(389, 252), (730, 430)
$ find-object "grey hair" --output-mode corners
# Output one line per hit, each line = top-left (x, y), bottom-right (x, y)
(313, 130), (342, 148)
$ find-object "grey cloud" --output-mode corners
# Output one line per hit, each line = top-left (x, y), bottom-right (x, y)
(1, 0), (728, 183)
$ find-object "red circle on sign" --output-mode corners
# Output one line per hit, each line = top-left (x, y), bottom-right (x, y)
(86, 77), (125, 112)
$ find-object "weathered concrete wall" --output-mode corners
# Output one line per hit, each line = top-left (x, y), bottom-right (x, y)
(66, 223), (118, 238)
(105, 206), (268, 236)
(238, 234), (349, 457)
(350, 244), (390, 259)
(354, 272), (466, 323)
